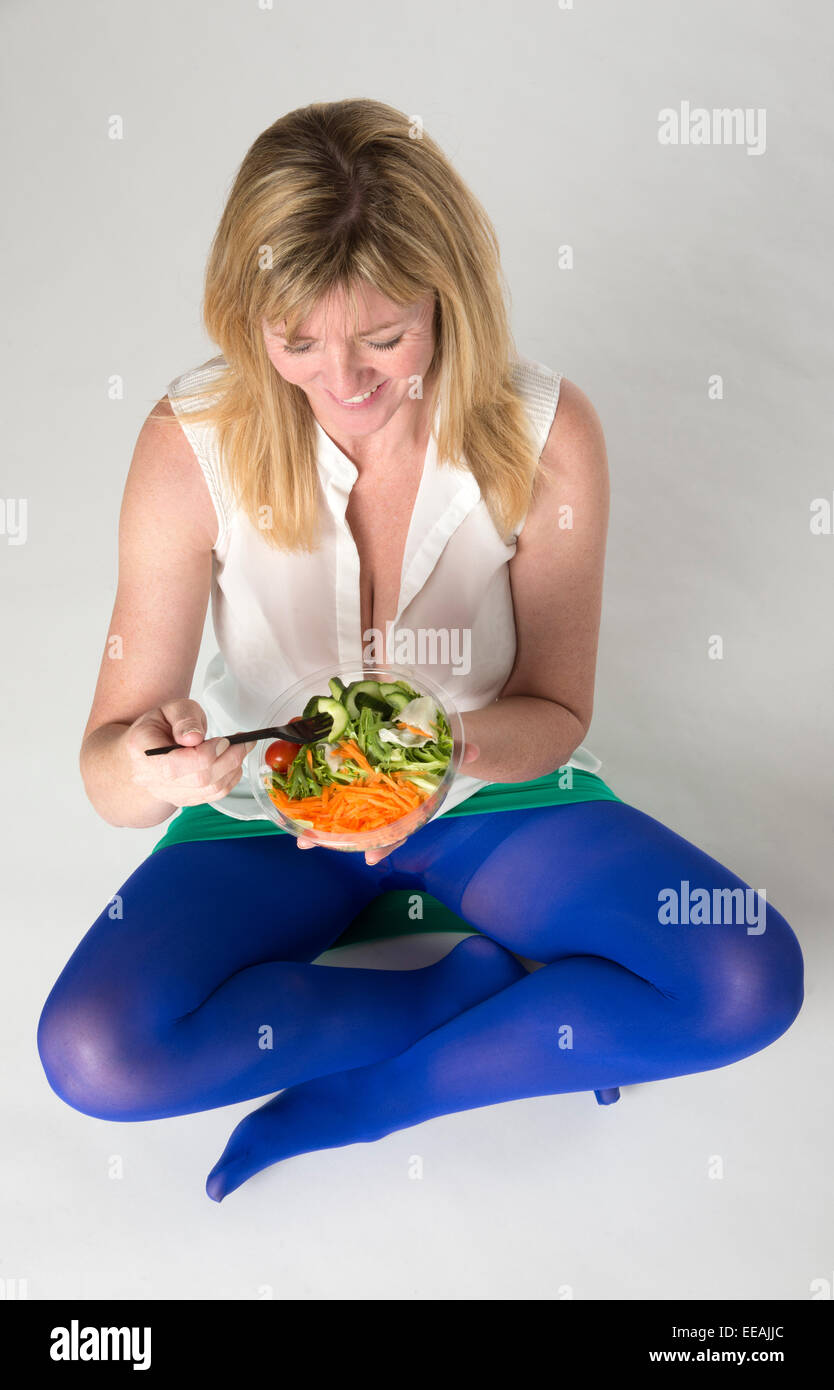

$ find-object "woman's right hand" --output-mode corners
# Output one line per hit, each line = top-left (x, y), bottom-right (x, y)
(125, 698), (256, 808)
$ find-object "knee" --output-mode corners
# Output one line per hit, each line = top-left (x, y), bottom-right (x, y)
(756, 903), (804, 1040)
(36, 985), (139, 1122)
(703, 904), (804, 1060)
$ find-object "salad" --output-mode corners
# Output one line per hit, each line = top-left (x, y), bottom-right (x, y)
(262, 675), (454, 834)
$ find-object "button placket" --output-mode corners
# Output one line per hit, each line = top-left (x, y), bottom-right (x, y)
(391, 471), (482, 629)
(336, 511), (364, 667)
(313, 413), (483, 670)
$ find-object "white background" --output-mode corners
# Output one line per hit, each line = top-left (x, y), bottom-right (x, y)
(2, 0), (832, 1300)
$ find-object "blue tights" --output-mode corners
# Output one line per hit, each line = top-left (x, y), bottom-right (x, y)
(36, 800), (804, 1201)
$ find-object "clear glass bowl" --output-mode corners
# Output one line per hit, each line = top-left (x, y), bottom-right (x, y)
(247, 662), (465, 852)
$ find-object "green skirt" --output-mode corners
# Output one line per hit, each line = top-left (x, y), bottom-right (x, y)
(149, 766), (623, 951)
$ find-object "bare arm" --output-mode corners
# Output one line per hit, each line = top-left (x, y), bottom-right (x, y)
(460, 377), (610, 783)
(80, 397), (251, 828)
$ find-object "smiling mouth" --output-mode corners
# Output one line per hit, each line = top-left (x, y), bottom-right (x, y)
(327, 380), (388, 406)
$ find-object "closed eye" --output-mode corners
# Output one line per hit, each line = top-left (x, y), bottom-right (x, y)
(282, 335), (404, 356)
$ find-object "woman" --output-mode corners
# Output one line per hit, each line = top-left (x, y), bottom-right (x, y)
(37, 99), (803, 1203)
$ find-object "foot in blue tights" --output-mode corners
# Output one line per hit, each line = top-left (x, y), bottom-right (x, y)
(206, 941), (801, 1202)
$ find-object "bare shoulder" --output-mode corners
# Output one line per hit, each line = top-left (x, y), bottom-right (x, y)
(520, 377), (609, 538)
(123, 395), (218, 552)
(540, 377), (607, 483)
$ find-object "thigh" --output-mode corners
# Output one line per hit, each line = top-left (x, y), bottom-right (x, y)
(47, 834), (382, 1022)
(381, 800), (800, 1003)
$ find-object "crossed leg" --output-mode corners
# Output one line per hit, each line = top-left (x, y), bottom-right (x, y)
(36, 833), (525, 1122)
(204, 800), (804, 1200)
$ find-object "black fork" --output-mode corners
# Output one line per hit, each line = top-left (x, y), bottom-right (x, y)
(144, 712), (333, 757)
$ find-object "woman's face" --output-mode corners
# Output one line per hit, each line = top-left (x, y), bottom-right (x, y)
(262, 284), (436, 439)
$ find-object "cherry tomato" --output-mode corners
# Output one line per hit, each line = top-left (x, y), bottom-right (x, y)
(264, 740), (296, 772)
(264, 716), (306, 774)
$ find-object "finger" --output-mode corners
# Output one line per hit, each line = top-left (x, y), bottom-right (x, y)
(364, 838), (406, 865)
(143, 763), (245, 809)
(165, 737), (253, 790)
(462, 742), (481, 763)
(138, 742), (213, 787)
(131, 730), (216, 786)
(199, 764), (247, 803)
(125, 714), (183, 777)
(160, 699), (208, 747)
(142, 740), (254, 801)
(201, 736), (257, 784)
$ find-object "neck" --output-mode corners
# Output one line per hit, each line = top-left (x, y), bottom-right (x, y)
(320, 370), (438, 474)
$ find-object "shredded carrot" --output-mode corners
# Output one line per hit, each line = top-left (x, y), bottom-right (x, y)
(396, 722), (433, 737)
(371, 769), (402, 791)
(306, 747), (313, 770)
(336, 738), (373, 772)
(268, 766), (431, 834)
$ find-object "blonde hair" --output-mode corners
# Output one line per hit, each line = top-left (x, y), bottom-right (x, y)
(155, 98), (542, 551)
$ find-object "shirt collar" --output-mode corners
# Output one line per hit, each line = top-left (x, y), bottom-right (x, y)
(313, 396), (446, 494)
(313, 418), (359, 491)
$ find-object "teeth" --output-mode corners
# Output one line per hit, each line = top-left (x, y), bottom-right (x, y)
(339, 382), (383, 404)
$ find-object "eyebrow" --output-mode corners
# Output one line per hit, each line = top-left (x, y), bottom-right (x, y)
(281, 319), (404, 341)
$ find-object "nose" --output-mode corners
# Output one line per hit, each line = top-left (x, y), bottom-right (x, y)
(319, 343), (379, 400)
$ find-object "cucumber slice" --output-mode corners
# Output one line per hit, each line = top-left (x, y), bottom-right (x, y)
(383, 690), (410, 713)
(329, 676), (346, 700)
(377, 682), (403, 697)
(314, 697), (349, 743)
(344, 679), (383, 719)
(394, 679), (419, 696)
(355, 692), (391, 716)
(302, 694), (324, 718)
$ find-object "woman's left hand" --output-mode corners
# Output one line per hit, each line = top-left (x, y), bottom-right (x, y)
(297, 741), (481, 865)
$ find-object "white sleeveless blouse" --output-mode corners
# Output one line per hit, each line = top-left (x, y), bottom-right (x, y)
(166, 351), (603, 822)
